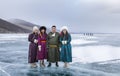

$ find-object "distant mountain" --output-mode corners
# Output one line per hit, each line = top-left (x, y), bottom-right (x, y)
(8, 19), (40, 32)
(0, 18), (59, 33)
(8, 19), (51, 33)
(0, 18), (32, 33)
(8, 19), (38, 27)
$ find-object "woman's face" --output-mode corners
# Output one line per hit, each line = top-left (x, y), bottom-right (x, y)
(41, 29), (45, 33)
(34, 29), (38, 33)
(63, 29), (67, 34)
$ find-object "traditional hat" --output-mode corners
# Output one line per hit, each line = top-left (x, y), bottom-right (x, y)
(33, 26), (39, 32)
(60, 26), (68, 32)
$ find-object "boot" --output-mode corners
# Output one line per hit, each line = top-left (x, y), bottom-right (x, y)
(47, 62), (51, 67)
(56, 62), (59, 67)
(33, 63), (38, 68)
(31, 63), (37, 68)
(64, 62), (68, 68)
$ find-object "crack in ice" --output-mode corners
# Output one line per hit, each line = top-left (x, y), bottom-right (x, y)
(0, 66), (11, 76)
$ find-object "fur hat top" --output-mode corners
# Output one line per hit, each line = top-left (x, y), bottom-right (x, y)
(60, 26), (68, 32)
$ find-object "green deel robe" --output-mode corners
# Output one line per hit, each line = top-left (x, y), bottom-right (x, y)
(47, 32), (60, 62)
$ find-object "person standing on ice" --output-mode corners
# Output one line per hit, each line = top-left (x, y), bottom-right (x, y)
(47, 25), (60, 67)
(28, 26), (39, 68)
(37, 26), (47, 67)
(60, 26), (72, 68)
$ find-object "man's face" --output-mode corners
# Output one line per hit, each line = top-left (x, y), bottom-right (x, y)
(52, 27), (56, 33)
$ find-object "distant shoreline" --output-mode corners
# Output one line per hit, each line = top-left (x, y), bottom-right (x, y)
(0, 33), (120, 34)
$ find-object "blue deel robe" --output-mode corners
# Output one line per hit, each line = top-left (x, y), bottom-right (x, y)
(60, 34), (72, 62)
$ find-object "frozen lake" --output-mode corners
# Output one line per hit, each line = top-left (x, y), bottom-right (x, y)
(0, 33), (120, 76)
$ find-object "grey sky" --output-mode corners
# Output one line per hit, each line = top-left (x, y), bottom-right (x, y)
(0, 0), (120, 33)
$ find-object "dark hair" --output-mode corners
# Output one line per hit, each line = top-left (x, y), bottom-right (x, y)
(61, 31), (69, 40)
(52, 25), (56, 28)
(39, 26), (47, 34)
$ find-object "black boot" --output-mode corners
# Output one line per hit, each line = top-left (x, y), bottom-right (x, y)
(47, 63), (51, 67)
(56, 62), (59, 67)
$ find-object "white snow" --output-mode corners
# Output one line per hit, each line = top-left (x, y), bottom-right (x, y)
(72, 45), (120, 63)
(0, 34), (27, 41)
(71, 39), (97, 45)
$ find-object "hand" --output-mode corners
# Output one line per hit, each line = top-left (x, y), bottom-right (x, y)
(34, 39), (38, 43)
(64, 41), (67, 44)
(59, 48), (61, 51)
(62, 41), (65, 45)
(38, 45), (41, 51)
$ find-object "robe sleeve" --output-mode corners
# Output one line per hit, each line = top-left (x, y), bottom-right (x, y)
(60, 36), (62, 43)
(67, 34), (71, 44)
(28, 34), (34, 43)
(58, 33), (61, 47)
(38, 35), (41, 45)
(46, 33), (50, 48)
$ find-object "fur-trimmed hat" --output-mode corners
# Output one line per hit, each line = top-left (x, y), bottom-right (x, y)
(60, 26), (68, 32)
(33, 26), (39, 32)
(39, 26), (47, 31)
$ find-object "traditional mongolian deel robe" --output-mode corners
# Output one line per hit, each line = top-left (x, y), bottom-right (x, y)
(60, 34), (72, 62)
(47, 32), (60, 62)
(37, 33), (47, 60)
(28, 33), (38, 63)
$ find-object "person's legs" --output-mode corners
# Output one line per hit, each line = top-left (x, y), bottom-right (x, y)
(42, 60), (45, 67)
(34, 63), (38, 67)
(64, 62), (68, 68)
(40, 60), (45, 67)
(30, 63), (34, 68)
(30, 63), (37, 68)
(56, 62), (59, 67)
(40, 60), (42, 67)
(64, 62), (65, 68)
(47, 62), (52, 67)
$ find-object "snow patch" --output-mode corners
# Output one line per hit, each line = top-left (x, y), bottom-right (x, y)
(72, 45), (120, 63)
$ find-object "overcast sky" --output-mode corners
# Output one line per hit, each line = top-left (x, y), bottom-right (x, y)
(0, 0), (120, 33)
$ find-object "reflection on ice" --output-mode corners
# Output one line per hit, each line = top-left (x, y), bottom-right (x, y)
(1, 61), (120, 76)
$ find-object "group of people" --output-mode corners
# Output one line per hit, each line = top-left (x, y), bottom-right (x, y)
(28, 25), (72, 68)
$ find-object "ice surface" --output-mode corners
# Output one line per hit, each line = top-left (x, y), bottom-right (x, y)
(0, 34), (120, 76)
(72, 45), (120, 63)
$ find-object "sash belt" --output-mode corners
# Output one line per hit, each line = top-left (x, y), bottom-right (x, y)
(49, 45), (57, 48)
